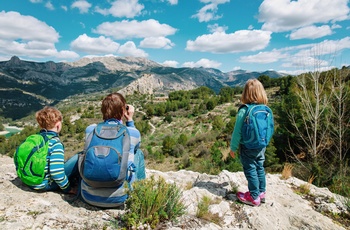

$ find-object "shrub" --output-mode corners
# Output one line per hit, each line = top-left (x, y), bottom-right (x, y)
(281, 163), (294, 180)
(196, 196), (222, 225)
(122, 176), (186, 229)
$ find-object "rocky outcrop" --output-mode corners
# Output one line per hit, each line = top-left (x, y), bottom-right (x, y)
(0, 155), (347, 229)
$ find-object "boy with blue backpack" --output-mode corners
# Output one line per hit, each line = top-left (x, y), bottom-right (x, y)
(78, 92), (145, 208)
(230, 79), (274, 206)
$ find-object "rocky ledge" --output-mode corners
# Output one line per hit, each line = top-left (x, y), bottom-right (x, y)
(0, 155), (348, 229)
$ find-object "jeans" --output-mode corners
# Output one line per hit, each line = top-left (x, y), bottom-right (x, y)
(45, 154), (79, 191)
(239, 145), (266, 200)
(64, 153), (79, 179)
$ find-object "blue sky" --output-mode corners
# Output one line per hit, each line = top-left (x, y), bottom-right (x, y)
(0, 0), (349, 74)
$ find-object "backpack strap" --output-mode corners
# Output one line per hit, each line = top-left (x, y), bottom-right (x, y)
(39, 131), (59, 176)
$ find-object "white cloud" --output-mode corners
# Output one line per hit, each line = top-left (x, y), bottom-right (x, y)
(259, 0), (350, 32)
(192, 0), (229, 22)
(0, 39), (79, 59)
(290, 25), (332, 40)
(192, 4), (220, 22)
(162, 60), (179, 67)
(186, 30), (271, 53)
(0, 11), (79, 60)
(140, 37), (174, 49)
(70, 34), (120, 54)
(71, 0), (92, 14)
(61, 5), (68, 11)
(0, 11), (59, 43)
(29, 0), (42, 3)
(239, 50), (286, 63)
(94, 19), (177, 40)
(95, 0), (144, 18)
(200, 0), (231, 3)
(207, 23), (227, 33)
(45, 1), (54, 10)
(182, 58), (221, 68)
(295, 37), (350, 57)
(331, 24), (341, 29)
(56, 50), (80, 59)
(238, 37), (350, 70)
(167, 0), (178, 5)
(118, 41), (148, 57)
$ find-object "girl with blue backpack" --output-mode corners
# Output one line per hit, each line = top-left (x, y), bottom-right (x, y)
(230, 79), (274, 206)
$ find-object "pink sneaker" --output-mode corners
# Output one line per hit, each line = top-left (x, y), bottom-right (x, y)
(259, 192), (266, 203)
(236, 191), (260, 206)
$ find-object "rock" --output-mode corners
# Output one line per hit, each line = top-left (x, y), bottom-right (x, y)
(0, 155), (348, 229)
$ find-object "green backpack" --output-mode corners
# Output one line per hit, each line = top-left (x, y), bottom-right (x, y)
(14, 133), (56, 186)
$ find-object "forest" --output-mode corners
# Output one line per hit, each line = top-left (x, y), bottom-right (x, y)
(0, 66), (349, 199)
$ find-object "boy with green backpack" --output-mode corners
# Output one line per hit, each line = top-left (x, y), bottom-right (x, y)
(14, 106), (78, 194)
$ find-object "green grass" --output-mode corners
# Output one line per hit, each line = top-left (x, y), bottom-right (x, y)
(121, 176), (186, 229)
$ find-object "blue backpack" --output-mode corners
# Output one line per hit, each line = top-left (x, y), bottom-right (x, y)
(240, 104), (274, 149)
(79, 121), (131, 188)
(78, 121), (135, 207)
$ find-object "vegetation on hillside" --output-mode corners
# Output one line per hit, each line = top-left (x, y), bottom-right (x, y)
(0, 67), (349, 201)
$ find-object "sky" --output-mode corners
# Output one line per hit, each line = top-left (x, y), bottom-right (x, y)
(0, 0), (349, 74)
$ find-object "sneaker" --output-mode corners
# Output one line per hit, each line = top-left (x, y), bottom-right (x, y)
(259, 192), (266, 203)
(236, 191), (261, 206)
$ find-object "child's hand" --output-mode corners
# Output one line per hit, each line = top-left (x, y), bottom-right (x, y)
(124, 104), (135, 121)
(230, 150), (235, 158)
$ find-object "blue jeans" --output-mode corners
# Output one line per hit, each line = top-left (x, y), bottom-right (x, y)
(45, 154), (79, 191)
(239, 145), (266, 200)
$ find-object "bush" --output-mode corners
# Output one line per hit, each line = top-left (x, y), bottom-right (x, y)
(122, 176), (186, 229)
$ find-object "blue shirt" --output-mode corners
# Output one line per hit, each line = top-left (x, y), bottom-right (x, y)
(230, 106), (247, 152)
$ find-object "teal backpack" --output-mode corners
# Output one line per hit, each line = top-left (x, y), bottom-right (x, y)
(14, 132), (56, 186)
(240, 104), (274, 149)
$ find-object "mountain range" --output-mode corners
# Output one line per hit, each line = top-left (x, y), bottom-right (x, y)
(0, 56), (288, 120)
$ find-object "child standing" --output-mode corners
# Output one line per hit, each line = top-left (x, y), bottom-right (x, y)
(230, 79), (271, 206)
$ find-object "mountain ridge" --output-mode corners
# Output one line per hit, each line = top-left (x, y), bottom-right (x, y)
(0, 56), (288, 120)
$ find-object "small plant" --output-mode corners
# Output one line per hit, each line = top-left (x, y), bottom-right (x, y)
(196, 196), (222, 225)
(296, 174), (316, 195)
(230, 182), (239, 194)
(27, 210), (42, 217)
(329, 196), (335, 203)
(185, 181), (193, 190)
(196, 196), (211, 218)
(281, 163), (294, 180)
(122, 176), (186, 229)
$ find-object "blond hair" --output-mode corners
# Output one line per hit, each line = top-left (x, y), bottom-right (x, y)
(35, 106), (62, 129)
(241, 79), (268, 105)
(101, 93), (126, 120)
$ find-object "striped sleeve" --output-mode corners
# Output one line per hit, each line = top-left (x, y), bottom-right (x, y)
(126, 120), (141, 163)
(48, 138), (71, 192)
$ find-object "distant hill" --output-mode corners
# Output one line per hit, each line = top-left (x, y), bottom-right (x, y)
(0, 56), (288, 120)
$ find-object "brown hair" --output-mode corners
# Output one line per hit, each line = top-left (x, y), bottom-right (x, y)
(35, 106), (62, 129)
(101, 93), (126, 120)
(241, 79), (268, 105)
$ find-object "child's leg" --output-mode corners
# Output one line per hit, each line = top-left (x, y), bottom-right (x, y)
(256, 148), (266, 194)
(64, 153), (79, 179)
(240, 147), (260, 200)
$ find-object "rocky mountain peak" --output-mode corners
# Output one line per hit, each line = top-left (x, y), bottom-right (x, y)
(68, 56), (162, 71)
(8, 56), (21, 65)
